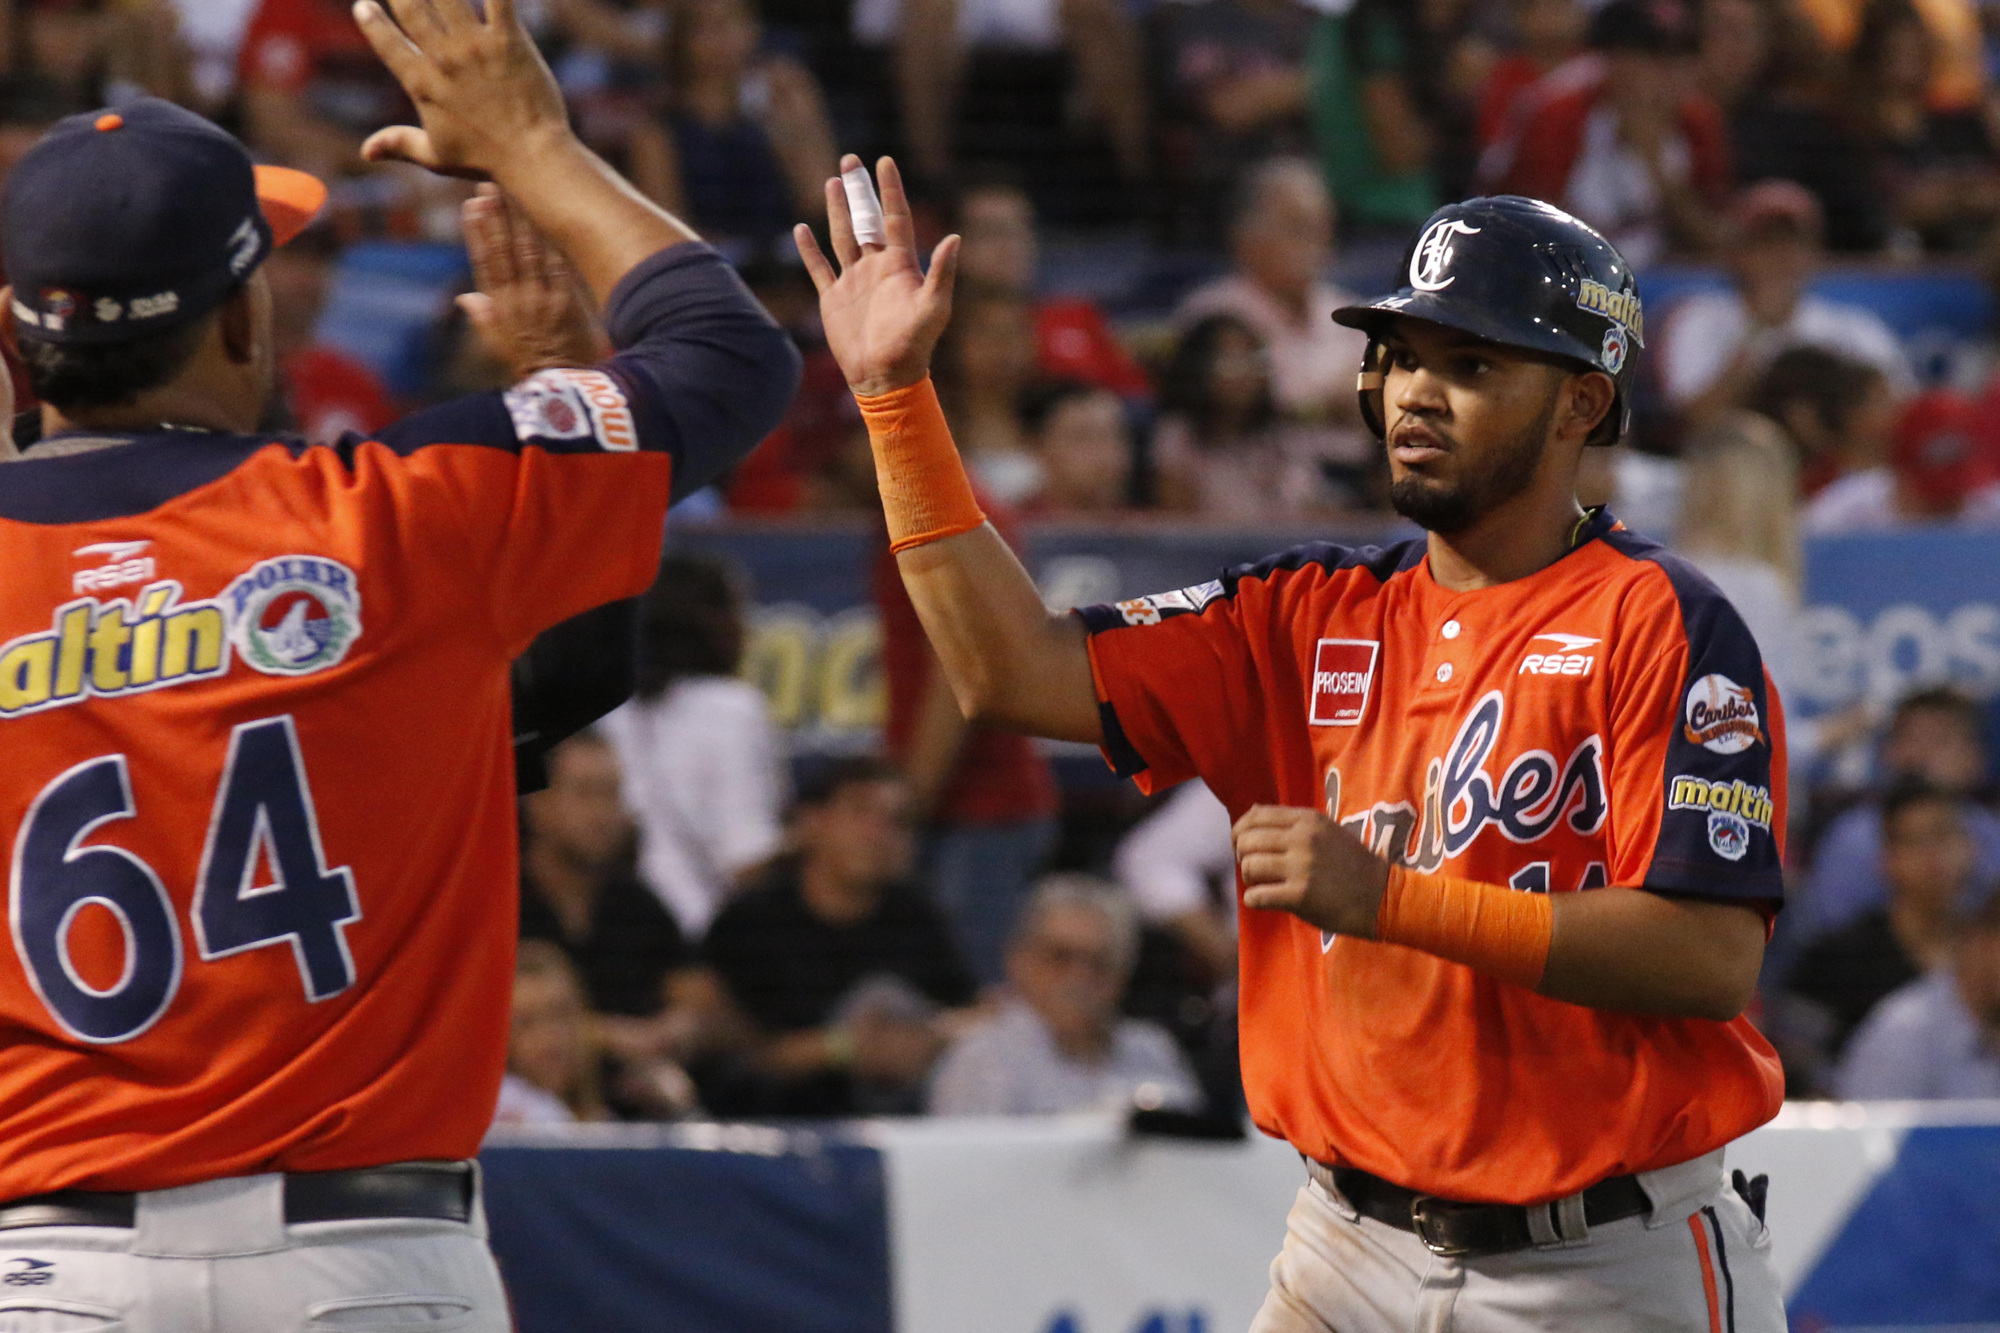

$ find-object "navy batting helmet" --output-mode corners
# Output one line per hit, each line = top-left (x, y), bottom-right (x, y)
(1333, 196), (1642, 447)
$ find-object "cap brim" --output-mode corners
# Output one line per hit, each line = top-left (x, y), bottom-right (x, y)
(255, 165), (328, 247)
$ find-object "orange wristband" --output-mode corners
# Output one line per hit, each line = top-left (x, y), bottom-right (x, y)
(855, 377), (987, 554)
(1375, 865), (1554, 990)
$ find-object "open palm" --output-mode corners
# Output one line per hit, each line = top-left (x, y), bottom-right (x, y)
(795, 156), (960, 398)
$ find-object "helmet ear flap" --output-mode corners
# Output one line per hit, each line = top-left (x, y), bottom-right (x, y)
(1358, 341), (1387, 440)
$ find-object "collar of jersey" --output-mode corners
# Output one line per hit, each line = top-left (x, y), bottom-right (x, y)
(0, 428), (289, 524)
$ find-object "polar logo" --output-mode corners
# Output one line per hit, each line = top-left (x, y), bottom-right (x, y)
(1683, 674), (1763, 755)
(1409, 219), (1481, 292)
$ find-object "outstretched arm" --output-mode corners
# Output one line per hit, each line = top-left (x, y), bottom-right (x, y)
(796, 157), (1102, 743)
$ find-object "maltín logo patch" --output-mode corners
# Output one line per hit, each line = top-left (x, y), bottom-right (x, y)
(1309, 639), (1379, 727)
(226, 556), (361, 677)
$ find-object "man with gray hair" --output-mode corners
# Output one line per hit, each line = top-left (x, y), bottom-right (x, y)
(929, 875), (1200, 1115)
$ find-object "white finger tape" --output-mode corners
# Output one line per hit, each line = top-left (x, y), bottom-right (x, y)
(842, 162), (887, 247)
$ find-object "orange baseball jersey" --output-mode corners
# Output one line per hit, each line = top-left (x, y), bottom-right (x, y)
(0, 246), (796, 1199)
(1079, 510), (1787, 1205)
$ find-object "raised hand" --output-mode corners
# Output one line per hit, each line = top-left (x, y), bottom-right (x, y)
(795, 155), (960, 397)
(352, 0), (571, 180)
(456, 185), (604, 378)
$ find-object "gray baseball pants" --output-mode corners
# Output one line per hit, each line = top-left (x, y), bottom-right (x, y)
(1250, 1150), (1785, 1333)
(0, 1170), (508, 1332)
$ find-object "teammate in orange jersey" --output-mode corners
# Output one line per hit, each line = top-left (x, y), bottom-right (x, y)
(0, 0), (797, 1325)
(800, 172), (1785, 1330)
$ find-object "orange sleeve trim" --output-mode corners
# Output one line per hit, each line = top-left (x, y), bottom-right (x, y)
(854, 377), (987, 555)
(1374, 866), (1554, 991)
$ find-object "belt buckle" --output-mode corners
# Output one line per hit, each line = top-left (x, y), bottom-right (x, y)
(1409, 1196), (1474, 1258)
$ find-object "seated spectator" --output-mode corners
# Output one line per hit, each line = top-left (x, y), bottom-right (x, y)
(1306, 0), (1483, 232)
(627, 0), (837, 263)
(1792, 688), (2000, 947)
(1749, 346), (1898, 496)
(1475, 0), (1587, 152)
(1848, 0), (2000, 252)
(1154, 0), (1317, 241)
(602, 554), (787, 939)
(263, 223), (394, 446)
(1805, 387), (2000, 531)
(874, 520), (1058, 985)
(520, 733), (693, 1048)
(238, 0), (411, 179)
(938, 286), (1042, 504)
(1662, 181), (1913, 427)
(929, 876), (1201, 1115)
(1699, 0), (1889, 252)
(859, 0), (1145, 184)
(1017, 380), (1133, 515)
(493, 940), (612, 1127)
(1836, 888), (2000, 1099)
(1113, 779), (1238, 987)
(1787, 777), (1988, 1064)
(694, 759), (979, 1115)
(953, 176), (1150, 398)
(1487, 0), (1727, 265)
(1174, 158), (1370, 482)
(1154, 313), (1359, 518)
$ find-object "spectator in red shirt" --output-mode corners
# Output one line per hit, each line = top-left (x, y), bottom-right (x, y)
(954, 177), (1151, 400)
(262, 223), (393, 445)
(873, 506), (1059, 987)
(238, 0), (410, 179)
(1475, 0), (1588, 150)
(1486, 0), (1728, 265)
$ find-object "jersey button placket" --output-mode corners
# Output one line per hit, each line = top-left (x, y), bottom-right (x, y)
(1428, 615), (1466, 691)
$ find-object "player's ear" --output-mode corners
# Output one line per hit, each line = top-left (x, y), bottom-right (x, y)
(0, 286), (17, 361)
(1561, 370), (1616, 446)
(218, 281), (259, 366)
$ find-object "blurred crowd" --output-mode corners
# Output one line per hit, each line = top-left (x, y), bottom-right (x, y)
(8, 0), (2000, 1122)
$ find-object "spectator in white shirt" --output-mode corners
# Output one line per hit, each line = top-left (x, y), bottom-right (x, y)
(1114, 779), (1238, 985)
(929, 876), (1200, 1116)
(1836, 889), (2000, 1101)
(1660, 180), (1913, 427)
(602, 554), (786, 938)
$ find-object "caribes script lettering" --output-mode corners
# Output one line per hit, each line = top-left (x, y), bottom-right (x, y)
(1323, 691), (1607, 872)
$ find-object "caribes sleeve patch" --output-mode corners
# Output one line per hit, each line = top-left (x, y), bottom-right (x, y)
(502, 368), (638, 452)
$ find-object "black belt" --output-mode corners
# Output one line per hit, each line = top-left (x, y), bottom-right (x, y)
(1322, 1163), (1651, 1259)
(0, 1162), (474, 1232)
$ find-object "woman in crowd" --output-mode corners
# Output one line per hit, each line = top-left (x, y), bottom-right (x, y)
(629, 0), (838, 260)
(1153, 314), (1359, 518)
(601, 554), (788, 940)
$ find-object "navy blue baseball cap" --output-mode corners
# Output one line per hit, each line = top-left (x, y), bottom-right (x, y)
(1, 97), (326, 346)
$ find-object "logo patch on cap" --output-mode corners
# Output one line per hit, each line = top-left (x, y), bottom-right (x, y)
(1409, 219), (1481, 293)
(1600, 325), (1628, 374)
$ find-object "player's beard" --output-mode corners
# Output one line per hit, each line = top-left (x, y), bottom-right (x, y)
(1388, 396), (1557, 536)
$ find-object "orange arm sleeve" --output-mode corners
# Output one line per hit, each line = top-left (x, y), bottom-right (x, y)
(855, 377), (987, 554)
(1375, 866), (1554, 991)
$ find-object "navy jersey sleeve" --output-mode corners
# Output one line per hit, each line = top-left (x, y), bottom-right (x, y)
(1609, 555), (1788, 904)
(349, 243), (801, 652)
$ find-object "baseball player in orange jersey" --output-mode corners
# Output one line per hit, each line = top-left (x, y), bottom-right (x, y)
(800, 172), (1786, 1330)
(0, 0), (798, 1325)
